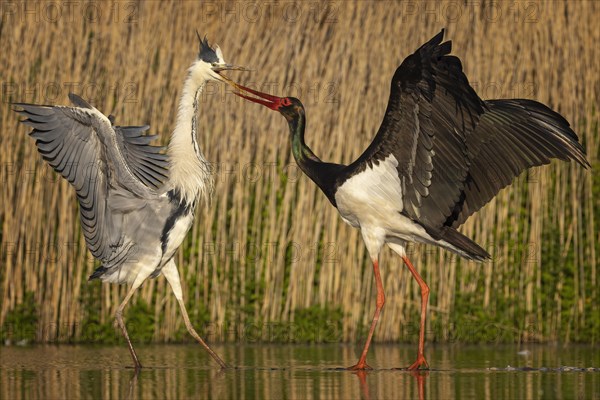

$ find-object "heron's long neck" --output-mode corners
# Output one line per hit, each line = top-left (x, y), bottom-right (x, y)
(168, 66), (214, 205)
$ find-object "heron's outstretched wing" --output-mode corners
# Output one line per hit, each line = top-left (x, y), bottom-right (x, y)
(15, 93), (168, 260)
(116, 125), (169, 189)
(445, 99), (589, 227)
(350, 29), (485, 231)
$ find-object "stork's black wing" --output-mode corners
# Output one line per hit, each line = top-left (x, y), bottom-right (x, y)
(350, 29), (485, 231)
(446, 99), (589, 227)
(349, 29), (589, 235)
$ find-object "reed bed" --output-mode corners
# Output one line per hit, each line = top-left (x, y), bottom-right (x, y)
(0, 1), (598, 344)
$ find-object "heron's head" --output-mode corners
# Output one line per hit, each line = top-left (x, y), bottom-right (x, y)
(230, 82), (304, 122)
(193, 32), (248, 82)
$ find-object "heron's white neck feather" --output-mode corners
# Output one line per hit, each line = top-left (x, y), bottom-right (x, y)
(168, 61), (215, 205)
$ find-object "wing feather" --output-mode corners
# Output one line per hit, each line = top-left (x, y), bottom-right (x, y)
(114, 125), (169, 189)
(447, 99), (589, 227)
(350, 30), (484, 230)
(14, 94), (169, 262)
(346, 30), (589, 236)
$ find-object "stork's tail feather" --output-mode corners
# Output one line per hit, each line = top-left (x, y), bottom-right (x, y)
(438, 227), (491, 261)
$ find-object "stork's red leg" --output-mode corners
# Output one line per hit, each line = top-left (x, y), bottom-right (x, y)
(348, 259), (385, 370)
(402, 256), (429, 370)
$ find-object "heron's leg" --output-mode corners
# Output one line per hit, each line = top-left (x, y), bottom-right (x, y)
(162, 260), (228, 369)
(115, 281), (144, 370)
(348, 258), (385, 370)
(402, 256), (429, 370)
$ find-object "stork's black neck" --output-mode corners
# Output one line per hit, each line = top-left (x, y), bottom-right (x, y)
(287, 107), (345, 207)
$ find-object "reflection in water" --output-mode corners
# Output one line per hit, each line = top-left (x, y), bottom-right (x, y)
(353, 370), (427, 400)
(1, 344), (598, 399)
(412, 370), (428, 400)
(354, 370), (371, 400)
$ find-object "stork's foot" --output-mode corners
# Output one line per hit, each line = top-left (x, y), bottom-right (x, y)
(347, 361), (373, 371)
(407, 354), (429, 370)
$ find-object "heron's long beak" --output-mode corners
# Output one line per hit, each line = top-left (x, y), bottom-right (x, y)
(212, 64), (249, 72)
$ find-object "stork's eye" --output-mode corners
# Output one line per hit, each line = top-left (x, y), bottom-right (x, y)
(282, 98), (291, 106)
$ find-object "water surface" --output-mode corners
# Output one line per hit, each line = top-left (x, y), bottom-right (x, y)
(1, 344), (598, 399)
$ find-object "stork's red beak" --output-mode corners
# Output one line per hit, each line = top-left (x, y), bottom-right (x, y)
(219, 76), (284, 110)
(234, 84), (285, 110)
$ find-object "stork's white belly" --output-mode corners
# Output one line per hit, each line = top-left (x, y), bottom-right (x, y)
(336, 154), (404, 228)
(334, 154), (433, 252)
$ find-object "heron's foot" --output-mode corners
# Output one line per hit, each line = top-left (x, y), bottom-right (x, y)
(219, 363), (231, 370)
(129, 360), (142, 371)
(126, 346), (143, 371)
(347, 361), (373, 371)
(407, 354), (429, 370)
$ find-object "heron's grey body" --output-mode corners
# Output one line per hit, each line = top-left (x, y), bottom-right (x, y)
(18, 95), (208, 293)
(17, 97), (195, 285)
(15, 36), (239, 369)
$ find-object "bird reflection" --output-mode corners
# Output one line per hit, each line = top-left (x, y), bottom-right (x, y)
(410, 370), (428, 400)
(352, 368), (428, 400)
(127, 369), (139, 400)
(353, 370), (371, 400)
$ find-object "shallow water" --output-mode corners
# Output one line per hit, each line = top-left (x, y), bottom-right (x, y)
(1, 344), (598, 399)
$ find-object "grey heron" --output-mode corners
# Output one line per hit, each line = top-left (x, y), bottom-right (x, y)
(231, 29), (590, 370)
(15, 34), (246, 370)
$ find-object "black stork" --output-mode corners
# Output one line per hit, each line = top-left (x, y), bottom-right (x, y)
(231, 30), (590, 370)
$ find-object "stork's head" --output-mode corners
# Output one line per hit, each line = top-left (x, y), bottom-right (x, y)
(229, 82), (304, 122)
(192, 32), (248, 82)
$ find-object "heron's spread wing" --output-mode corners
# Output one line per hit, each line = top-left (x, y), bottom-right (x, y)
(446, 99), (589, 227)
(15, 93), (168, 261)
(352, 29), (485, 230)
(117, 125), (169, 189)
